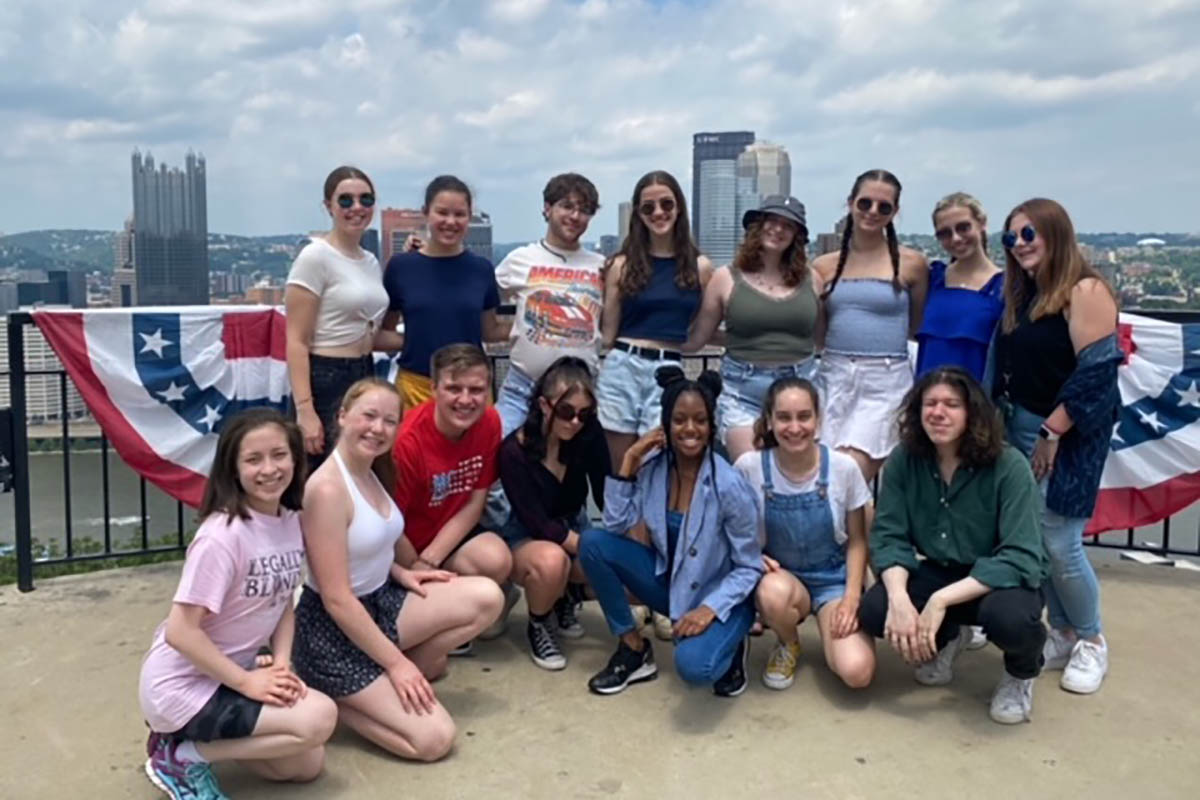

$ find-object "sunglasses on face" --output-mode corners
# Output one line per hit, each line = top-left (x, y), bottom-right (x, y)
(552, 401), (595, 424)
(639, 198), (676, 217)
(336, 192), (375, 209)
(855, 197), (894, 216)
(935, 221), (974, 241)
(1002, 224), (1037, 249)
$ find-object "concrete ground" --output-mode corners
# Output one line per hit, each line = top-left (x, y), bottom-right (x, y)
(1, 555), (1198, 800)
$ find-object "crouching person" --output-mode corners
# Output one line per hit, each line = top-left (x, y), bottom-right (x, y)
(858, 367), (1048, 723)
(580, 367), (763, 697)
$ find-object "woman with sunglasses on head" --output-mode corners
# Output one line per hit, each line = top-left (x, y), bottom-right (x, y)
(813, 169), (929, 483)
(497, 357), (610, 671)
(382, 175), (508, 412)
(580, 368), (762, 698)
(992, 198), (1121, 696)
(286, 166), (403, 472)
(597, 171), (712, 473)
(915, 192), (1004, 382)
(683, 196), (822, 463)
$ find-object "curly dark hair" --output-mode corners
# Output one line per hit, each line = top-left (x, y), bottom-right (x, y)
(613, 170), (701, 297)
(543, 173), (599, 216)
(732, 219), (809, 287)
(897, 367), (1005, 468)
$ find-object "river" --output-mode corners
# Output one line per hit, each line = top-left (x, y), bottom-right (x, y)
(1, 450), (1197, 556)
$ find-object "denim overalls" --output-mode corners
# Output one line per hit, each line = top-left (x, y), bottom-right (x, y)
(760, 446), (847, 611)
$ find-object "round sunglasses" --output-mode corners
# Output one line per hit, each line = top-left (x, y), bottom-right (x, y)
(1002, 224), (1037, 250)
(638, 197), (676, 217)
(935, 220), (974, 240)
(336, 192), (375, 209)
(855, 197), (894, 216)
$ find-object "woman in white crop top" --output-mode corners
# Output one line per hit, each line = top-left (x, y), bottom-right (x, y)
(291, 378), (503, 762)
(285, 166), (405, 471)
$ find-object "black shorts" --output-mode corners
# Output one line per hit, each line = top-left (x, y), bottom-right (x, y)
(307, 353), (375, 471)
(168, 684), (262, 743)
(441, 524), (493, 562)
(292, 580), (408, 698)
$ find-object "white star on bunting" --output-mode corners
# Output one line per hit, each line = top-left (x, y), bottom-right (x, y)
(198, 405), (222, 432)
(139, 328), (172, 357)
(1138, 409), (1166, 433)
(1176, 381), (1200, 409)
(158, 382), (188, 403)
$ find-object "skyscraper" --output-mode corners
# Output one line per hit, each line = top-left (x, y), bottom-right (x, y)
(131, 150), (209, 305)
(735, 142), (792, 248)
(467, 212), (493, 262)
(380, 208), (425, 264)
(618, 201), (633, 245)
(692, 131), (755, 265)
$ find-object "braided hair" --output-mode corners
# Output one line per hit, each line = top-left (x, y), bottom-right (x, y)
(822, 169), (903, 299)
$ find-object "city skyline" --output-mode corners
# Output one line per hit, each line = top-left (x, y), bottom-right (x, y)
(130, 149), (209, 305)
(1, 2), (1199, 242)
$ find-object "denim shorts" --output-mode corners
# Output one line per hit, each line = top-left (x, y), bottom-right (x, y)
(500, 511), (590, 550)
(789, 560), (848, 612)
(717, 354), (817, 444)
(495, 365), (536, 437)
(595, 346), (681, 435)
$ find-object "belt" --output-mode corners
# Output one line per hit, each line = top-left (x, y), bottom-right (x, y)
(613, 340), (682, 361)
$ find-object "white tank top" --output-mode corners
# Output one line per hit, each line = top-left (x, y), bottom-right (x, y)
(306, 449), (406, 596)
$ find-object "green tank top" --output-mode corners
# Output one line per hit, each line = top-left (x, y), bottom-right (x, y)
(724, 267), (818, 363)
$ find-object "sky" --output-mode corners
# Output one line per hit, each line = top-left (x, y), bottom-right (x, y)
(3, 0), (1199, 242)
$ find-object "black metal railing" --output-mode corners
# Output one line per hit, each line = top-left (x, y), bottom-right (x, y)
(4, 309), (1199, 591)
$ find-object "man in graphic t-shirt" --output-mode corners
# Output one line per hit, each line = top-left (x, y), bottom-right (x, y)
(392, 344), (512, 593)
(494, 173), (606, 435)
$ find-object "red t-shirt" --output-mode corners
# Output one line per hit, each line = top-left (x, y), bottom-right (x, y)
(392, 401), (501, 553)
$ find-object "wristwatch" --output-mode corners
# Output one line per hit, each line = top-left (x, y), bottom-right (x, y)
(1038, 425), (1061, 443)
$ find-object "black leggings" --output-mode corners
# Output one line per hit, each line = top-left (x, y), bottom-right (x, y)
(306, 354), (375, 472)
(858, 561), (1047, 679)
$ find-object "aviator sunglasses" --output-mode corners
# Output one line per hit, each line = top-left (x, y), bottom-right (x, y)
(855, 197), (894, 216)
(336, 192), (376, 209)
(1002, 224), (1037, 250)
(639, 197), (676, 217)
(935, 220), (974, 241)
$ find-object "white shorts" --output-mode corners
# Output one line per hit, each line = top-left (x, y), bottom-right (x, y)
(818, 352), (912, 461)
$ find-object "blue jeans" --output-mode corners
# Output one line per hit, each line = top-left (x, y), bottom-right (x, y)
(1004, 401), (1103, 638)
(579, 529), (755, 685)
(496, 365), (536, 437)
(717, 355), (817, 444)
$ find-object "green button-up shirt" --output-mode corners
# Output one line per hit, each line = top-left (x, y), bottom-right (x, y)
(870, 444), (1048, 590)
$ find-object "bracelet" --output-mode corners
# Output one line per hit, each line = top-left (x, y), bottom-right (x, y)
(293, 396), (313, 407)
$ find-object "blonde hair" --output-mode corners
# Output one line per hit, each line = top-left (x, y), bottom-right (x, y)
(932, 191), (988, 256)
(336, 377), (400, 488)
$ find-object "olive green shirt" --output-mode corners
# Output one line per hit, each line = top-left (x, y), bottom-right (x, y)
(870, 444), (1048, 590)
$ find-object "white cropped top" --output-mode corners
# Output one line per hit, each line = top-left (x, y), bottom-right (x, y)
(286, 238), (388, 349)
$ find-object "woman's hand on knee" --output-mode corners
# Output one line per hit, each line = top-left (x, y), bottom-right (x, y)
(673, 605), (716, 638)
(386, 657), (438, 716)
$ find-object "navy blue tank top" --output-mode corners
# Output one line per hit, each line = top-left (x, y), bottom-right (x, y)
(619, 256), (701, 343)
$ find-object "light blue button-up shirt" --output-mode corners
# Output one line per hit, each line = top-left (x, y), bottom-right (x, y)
(604, 449), (763, 622)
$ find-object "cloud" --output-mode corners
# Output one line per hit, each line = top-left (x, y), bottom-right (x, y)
(0, 0), (1197, 239)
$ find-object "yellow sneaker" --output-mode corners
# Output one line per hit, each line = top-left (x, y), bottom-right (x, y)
(763, 640), (801, 690)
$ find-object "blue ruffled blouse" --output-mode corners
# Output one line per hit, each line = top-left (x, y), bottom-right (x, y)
(915, 261), (1004, 382)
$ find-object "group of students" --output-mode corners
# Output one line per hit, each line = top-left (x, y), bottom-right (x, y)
(136, 164), (1122, 799)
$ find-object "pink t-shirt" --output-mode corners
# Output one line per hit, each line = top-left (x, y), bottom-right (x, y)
(138, 508), (304, 733)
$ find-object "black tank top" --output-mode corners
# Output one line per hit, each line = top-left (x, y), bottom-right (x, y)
(995, 299), (1076, 417)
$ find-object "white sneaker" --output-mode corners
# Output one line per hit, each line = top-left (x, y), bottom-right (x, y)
(479, 582), (522, 641)
(964, 626), (988, 651)
(989, 672), (1034, 724)
(652, 612), (674, 642)
(631, 605), (650, 629)
(1042, 627), (1074, 670)
(1060, 636), (1107, 694)
(914, 627), (968, 686)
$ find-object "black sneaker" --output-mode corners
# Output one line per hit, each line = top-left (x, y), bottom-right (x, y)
(713, 637), (749, 697)
(588, 637), (658, 695)
(527, 618), (567, 671)
(554, 595), (585, 639)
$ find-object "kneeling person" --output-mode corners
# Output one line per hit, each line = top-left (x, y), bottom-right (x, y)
(498, 357), (609, 670)
(580, 368), (762, 697)
(858, 367), (1048, 724)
